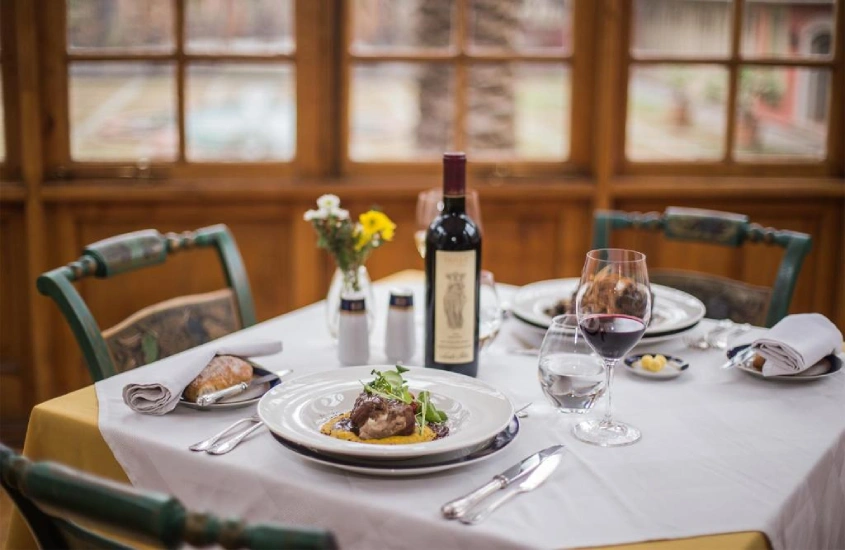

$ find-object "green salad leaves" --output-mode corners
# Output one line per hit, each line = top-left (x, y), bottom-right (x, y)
(362, 365), (448, 434)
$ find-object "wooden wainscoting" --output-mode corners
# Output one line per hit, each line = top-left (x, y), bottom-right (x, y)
(0, 182), (843, 448)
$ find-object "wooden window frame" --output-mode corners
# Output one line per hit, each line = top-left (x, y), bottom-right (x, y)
(340, 0), (595, 178)
(617, 0), (844, 178)
(40, 0), (300, 181)
(0, 0), (21, 182)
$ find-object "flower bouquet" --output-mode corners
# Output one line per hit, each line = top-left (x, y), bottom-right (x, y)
(305, 194), (396, 336)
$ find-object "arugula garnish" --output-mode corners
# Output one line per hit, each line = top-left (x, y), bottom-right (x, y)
(361, 365), (448, 434)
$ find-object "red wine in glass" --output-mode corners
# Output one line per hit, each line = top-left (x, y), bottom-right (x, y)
(579, 314), (646, 360)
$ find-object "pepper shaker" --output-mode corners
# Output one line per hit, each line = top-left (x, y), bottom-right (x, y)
(338, 292), (370, 366)
(385, 287), (416, 364)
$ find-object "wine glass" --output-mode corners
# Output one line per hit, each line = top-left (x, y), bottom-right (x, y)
(479, 270), (504, 351)
(573, 249), (651, 447)
(414, 188), (482, 259)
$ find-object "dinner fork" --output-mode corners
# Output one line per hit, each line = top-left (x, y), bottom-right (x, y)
(189, 414), (260, 452)
(206, 421), (266, 455)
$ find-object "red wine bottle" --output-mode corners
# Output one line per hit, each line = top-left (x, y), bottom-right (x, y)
(425, 152), (482, 377)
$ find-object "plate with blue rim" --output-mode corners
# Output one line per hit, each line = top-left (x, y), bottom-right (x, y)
(727, 344), (843, 381)
(624, 353), (689, 380)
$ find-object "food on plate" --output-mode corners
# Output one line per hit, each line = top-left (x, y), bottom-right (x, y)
(320, 366), (450, 445)
(579, 267), (651, 319)
(183, 355), (253, 402)
(543, 297), (572, 319)
(640, 354), (667, 372)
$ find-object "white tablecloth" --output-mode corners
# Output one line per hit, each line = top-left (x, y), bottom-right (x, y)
(95, 282), (845, 550)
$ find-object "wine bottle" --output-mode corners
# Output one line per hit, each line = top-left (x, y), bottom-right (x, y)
(424, 152), (482, 377)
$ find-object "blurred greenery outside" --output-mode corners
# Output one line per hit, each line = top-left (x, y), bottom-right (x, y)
(52, 0), (834, 163)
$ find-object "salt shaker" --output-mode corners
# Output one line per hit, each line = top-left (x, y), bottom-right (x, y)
(385, 287), (416, 364)
(338, 292), (370, 366)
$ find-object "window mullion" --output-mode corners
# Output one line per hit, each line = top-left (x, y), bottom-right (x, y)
(723, 0), (745, 164)
(175, 0), (186, 164)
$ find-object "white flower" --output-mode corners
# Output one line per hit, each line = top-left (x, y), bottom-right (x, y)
(331, 208), (349, 220)
(304, 209), (326, 221)
(316, 194), (340, 210)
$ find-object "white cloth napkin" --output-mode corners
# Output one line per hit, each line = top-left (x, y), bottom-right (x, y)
(122, 340), (283, 415)
(752, 314), (842, 377)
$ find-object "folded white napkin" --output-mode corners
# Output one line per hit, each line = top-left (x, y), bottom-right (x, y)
(122, 340), (283, 415)
(752, 314), (842, 377)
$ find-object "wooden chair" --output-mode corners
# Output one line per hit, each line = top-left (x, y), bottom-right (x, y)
(592, 207), (812, 327)
(0, 443), (338, 550)
(37, 224), (257, 382)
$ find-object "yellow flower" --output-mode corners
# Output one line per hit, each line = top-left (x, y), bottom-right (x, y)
(358, 211), (396, 242)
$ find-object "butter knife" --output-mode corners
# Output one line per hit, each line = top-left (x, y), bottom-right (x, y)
(196, 369), (292, 407)
(441, 444), (566, 520)
(459, 451), (563, 525)
(721, 346), (755, 370)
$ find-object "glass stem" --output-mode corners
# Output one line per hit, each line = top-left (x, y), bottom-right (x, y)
(601, 359), (617, 426)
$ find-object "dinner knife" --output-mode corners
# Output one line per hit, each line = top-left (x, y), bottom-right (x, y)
(459, 451), (563, 525)
(441, 444), (566, 520)
(721, 346), (756, 370)
(196, 369), (292, 407)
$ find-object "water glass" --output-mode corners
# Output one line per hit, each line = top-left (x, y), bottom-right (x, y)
(538, 314), (606, 413)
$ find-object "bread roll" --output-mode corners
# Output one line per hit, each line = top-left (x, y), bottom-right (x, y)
(183, 355), (254, 402)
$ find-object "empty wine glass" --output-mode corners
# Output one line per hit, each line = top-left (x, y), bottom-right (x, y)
(414, 188), (482, 259)
(538, 314), (606, 413)
(479, 270), (504, 351)
(573, 249), (651, 447)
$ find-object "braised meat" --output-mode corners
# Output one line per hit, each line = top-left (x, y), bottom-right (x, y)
(349, 393), (416, 440)
(578, 271), (650, 319)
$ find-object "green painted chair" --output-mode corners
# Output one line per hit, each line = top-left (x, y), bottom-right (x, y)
(0, 443), (338, 550)
(37, 224), (257, 382)
(592, 207), (812, 328)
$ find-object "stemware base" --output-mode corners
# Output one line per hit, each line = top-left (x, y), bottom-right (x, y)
(572, 418), (641, 447)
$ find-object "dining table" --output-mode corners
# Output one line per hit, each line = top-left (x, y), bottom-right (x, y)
(5, 270), (844, 550)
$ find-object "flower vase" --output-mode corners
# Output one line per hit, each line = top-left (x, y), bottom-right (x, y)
(326, 265), (375, 339)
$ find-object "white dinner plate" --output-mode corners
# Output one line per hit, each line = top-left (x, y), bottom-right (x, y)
(270, 416), (520, 476)
(257, 366), (514, 460)
(511, 278), (706, 337)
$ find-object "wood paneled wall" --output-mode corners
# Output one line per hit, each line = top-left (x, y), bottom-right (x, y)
(2, 182), (843, 448)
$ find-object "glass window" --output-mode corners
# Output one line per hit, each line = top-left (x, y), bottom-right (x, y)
(348, 0), (574, 164)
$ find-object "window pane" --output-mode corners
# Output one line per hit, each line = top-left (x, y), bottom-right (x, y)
(734, 66), (829, 159)
(67, 0), (174, 53)
(351, 0), (455, 51)
(186, 0), (294, 54)
(467, 63), (569, 160)
(469, 0), (573, 53)
(70, 63), (177, 161)
(627, 65), (728, 160)
(742, 1), (835, 59)
(632, 0), (732, 58)
(186, 64), (295, 161)
(350, 63), (455, 160)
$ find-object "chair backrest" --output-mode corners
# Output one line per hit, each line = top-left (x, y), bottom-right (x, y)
(0, 444), (337, 550)
(592, 207), (812, 327)
(37, 224), (257, 381)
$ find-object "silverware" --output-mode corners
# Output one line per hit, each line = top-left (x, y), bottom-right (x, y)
(459, 451), (563, 525)
(721, 346), (756, 370)
(684, 320), (733, 350)
(514, 403), (532, 418)
(505, 347), (541, 356)
(206, 421), (266, 455)
(709, 323), (751, 350)
(441, 444), (565, 520)
(196, 369), (292, 407)
(188, 414), (260, 452)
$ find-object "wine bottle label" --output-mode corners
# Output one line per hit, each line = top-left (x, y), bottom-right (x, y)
(434, 250), (477, 364)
